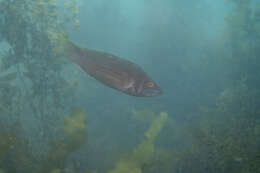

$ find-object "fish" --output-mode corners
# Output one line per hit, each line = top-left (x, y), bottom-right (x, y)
(61, 39), (162, 97)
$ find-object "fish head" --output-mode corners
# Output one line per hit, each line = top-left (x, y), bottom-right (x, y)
(123, 77), (162, 97)
(135, 79), (162, 97)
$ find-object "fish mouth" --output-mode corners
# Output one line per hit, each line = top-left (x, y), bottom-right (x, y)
(142, 87), (162, 97)
(151, 88), (163, 96)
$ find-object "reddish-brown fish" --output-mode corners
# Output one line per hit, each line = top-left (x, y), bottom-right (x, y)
(64, 41), (162, 97)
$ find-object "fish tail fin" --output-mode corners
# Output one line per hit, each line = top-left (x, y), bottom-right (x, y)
(51, 33), (82, 63)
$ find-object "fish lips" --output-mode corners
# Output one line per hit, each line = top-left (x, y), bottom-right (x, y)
(140, 85), (162, 97)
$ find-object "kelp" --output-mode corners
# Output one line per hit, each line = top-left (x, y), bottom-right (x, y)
(41, 108), (88, 173)
(0, 108), (88, 173)
(0, 0), (81, 159)
(108, 112), (168, 173)
(0, 123), (38, 173)
(0, 0), (259, 172)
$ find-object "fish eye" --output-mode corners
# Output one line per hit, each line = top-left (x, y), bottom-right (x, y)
(146, 81), (154, 88)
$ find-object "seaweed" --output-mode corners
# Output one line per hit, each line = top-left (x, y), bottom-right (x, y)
(108, 112), (168, 173)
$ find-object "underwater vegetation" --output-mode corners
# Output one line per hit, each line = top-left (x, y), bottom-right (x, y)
(0, 0), (84, 152)
(108, 112), (168, 173)
(175, 81), (260, 173)
(0, 109), (168, 173)
(41, 108), (88, 173)
(0, 0), (260, 173)
(0, 109), (88, 173)
(0, 123), (38, 172)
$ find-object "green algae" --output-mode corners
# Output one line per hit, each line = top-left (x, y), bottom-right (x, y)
(41, 108), (88, 172)
(108, 112), (168, 173)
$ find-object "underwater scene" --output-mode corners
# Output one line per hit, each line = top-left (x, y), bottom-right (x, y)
(0, 0), (260, 172)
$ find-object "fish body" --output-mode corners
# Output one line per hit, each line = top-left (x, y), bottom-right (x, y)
(65, 41), (162, 97)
